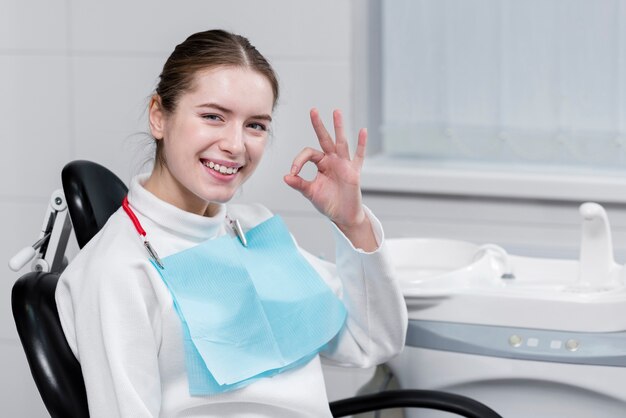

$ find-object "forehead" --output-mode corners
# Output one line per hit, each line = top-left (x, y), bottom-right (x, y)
(183, 66), (274, 113)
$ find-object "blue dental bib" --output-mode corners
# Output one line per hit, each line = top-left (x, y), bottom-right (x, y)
(151, 215), (347, 395)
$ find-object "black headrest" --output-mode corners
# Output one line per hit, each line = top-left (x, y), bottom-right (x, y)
(61, 160), (128, 249)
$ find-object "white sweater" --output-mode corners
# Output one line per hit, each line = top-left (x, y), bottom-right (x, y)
(55, 174), (408, 418)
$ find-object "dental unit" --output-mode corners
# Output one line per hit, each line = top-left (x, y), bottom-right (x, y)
(385, 202), (626, 418)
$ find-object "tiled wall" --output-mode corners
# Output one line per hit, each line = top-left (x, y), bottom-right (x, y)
(2, 1), (372, 415)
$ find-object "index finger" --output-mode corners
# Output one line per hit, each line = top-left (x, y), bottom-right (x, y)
(310, 108), (335, 155)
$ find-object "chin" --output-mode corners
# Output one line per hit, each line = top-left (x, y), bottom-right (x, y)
(200, 191), (237, 205)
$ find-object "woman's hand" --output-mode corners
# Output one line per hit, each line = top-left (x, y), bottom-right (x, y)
(284, 108), (378, 251)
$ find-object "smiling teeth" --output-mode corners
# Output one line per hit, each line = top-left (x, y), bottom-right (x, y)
(203, 160), (239, 175)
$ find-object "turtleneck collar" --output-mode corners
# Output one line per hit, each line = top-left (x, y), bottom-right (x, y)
(126, 173), (227, 241)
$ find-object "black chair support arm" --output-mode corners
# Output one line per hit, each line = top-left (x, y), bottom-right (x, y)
(329, 389), (503, 418)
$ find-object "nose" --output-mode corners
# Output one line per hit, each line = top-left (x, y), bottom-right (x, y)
(219, 124), (245, 155)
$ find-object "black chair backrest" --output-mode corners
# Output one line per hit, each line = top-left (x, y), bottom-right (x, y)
(12, 160), (127, 418)
(62, 160), (128, 249)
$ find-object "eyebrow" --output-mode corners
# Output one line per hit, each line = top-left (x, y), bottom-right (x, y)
(196, 103), (273, 122)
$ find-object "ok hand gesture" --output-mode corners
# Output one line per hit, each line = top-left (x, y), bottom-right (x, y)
(284, 108), (377, 251)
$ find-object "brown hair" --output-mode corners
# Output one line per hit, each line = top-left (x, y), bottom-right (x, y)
(153, 29), (279, 164)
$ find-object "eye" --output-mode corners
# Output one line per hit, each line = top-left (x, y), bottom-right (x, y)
(201, 113), (223, 122)
(247, 122), (268, 132)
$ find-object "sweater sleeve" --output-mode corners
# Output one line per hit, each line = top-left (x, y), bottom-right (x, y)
(56, 248), (164, 418)
(301, 206), (408, 367)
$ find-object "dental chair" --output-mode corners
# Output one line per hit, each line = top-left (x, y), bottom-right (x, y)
(10, 160), (502, 418)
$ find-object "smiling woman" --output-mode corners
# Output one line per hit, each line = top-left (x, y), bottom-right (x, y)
(54, 29), (407, 418)
(144, 67), (274, 215)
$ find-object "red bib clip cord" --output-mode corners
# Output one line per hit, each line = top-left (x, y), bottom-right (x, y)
(122, 196), (165, 269)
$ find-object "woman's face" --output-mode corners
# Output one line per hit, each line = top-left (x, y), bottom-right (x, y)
(147, 66), (274, 215)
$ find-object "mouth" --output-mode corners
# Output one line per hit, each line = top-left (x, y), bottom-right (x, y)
(201, 159), (242, 176)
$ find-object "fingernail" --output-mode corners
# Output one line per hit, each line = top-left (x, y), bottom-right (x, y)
(290, 165), (297, 175)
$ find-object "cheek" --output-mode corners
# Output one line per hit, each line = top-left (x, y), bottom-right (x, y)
(162, 125), (200, 160)
(248, 140), (267, 162)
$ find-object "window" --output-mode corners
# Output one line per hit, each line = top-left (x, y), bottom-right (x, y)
(356, 0), (626, 202)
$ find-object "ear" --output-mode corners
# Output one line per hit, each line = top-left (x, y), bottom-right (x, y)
(149, 95), (166, 140)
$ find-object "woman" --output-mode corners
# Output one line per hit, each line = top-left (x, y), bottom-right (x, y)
(56, 29), (407, 418)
